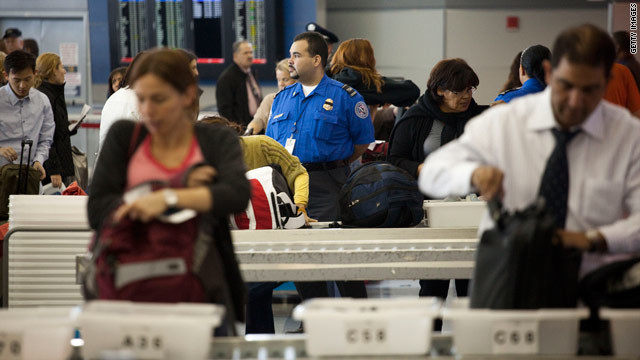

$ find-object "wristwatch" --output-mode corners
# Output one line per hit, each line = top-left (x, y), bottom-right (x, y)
(586, 229), (607, 253)
(163, 189), (179, 209)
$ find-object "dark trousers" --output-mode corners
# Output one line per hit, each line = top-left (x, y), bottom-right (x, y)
(300, 166), (368, 301)
(245, 281), (282, 334)
(419, 279), (469, 331)
(418, 279), (469, 298)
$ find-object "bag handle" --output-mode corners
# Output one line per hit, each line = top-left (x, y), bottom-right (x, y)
(128, 122), (143, 158)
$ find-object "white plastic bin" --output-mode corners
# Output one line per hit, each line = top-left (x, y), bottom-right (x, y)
(0, 307), (76, 360)
(423, 200), (486, 228)
(79, 301), (225, 360)
(443, 301), (588, 356)
(293, 297), (440, 356)
(600, 308), (640, 356)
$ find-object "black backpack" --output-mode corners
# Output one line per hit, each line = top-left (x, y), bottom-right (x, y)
(339, 161), (423, 227)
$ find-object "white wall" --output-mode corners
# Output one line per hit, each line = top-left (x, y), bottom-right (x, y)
(445, 9), (607, 104)
(327, 8), (445, 93)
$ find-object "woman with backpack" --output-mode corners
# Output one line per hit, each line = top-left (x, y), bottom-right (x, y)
(87, 49), (250, 332)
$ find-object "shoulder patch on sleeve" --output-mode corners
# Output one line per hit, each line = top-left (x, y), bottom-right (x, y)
(498, 86), (521, 96)
(342, 84), (357, 97)
(355, 101), (369, 119)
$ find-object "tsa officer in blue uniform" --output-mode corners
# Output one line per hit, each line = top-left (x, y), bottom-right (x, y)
(266, 31), (374, 303)
(494, 45), (550, 104)
(266, 31), (374, 222)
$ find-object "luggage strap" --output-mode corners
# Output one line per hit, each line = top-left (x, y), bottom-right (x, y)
(114, 257), (187, 289)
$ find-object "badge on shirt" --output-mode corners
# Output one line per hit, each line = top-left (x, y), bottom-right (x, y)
(285, 138), (296, 154)
(355, 101), (369, 119)
(323, 98), (334, 111)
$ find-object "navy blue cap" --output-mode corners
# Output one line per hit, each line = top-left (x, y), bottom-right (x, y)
(305, 22), (339, 44)
(3, 28), (22, 40)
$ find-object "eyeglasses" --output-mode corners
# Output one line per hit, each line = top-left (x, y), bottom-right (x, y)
(447, 86), (477, 96)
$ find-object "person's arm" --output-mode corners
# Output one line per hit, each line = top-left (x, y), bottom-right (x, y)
(34, 98), (55, 166)
(199, 124), (251, 216)
(43, 95), (63, 184)
(387, 119), (421, 177)
(595, 137), (640, 254)
(346, 94), (375, 161)
(378, 77), (420, 107)
(292, 172), (309, 207)
(88, 120), (136, 230)
(215, 73), (234, 121)
(349, 144), (368, 163)
(247, 93), (275, 134)
(418, 109), (499, 199)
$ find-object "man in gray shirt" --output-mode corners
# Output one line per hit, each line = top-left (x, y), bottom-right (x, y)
(0, 50), (54, 179)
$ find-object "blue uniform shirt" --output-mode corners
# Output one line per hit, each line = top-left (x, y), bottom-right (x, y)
(266, 75), (374, 164)
(494, 78), (546, 103)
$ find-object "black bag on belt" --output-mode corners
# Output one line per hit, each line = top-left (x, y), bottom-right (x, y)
(0, 138), (41, 219)
(470, 199), (582, 309)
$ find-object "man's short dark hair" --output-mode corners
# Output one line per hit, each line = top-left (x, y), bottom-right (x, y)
(232, 40), (249, 54)
(23, 38), (39, 58)
(293, 31), (328, 67)
(551, 24), (615, 78)
(3, 50), (36, 75)
(613, 30), (631, 54)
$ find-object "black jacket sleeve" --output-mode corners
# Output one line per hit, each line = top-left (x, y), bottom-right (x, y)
(388, 118), (421, 178)
(41, 90), (63, 177)
(216, 72), (235, 122)
(195, 123), (250, 216)
(87, 120), (134, 230)
(378, 77), (420, 107)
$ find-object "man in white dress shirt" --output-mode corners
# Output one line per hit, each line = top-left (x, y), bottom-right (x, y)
(419, 24), (640, 276)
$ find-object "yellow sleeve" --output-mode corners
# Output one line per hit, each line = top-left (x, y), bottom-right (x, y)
(293, 172), (309, 207)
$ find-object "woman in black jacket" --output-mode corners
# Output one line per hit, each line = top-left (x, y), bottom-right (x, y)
(36, 52), (76, 188)
(330, 38), (419, 139)
(88, 49), (250, 329)
(388, 58), (487, 179)
(388, 58), (487, 317)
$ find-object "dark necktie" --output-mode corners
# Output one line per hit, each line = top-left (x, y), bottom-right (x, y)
(537, 128), (580, 228)
(247, 71), (262, 103)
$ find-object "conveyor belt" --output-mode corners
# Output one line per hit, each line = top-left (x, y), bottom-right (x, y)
(3, 226), (478, 307)
(208, 335), (631, 360)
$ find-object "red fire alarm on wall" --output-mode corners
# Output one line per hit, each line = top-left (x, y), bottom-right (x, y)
(507, 16), (519, 31)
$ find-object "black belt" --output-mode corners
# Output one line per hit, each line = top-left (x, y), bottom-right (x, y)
(302, 159), (349, 171)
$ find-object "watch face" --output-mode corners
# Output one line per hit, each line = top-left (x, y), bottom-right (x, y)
(164, 189), (179, 207)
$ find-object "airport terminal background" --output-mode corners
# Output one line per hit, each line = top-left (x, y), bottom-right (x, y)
(1, 0), (640, 357)
(2, 0), (637, 175)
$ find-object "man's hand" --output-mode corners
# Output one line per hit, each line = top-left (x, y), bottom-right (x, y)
(296, 204), (317, 225)
(471, 166), (504, 200)
(0, 147), (18, 162)
(556, 230), (590, 250)
(114, 190), (167, 223)
(491, 100), (506, 107)
(186, 165), (217, 188)
(50, 174), (63, 188)
(33, 161), (46, 180)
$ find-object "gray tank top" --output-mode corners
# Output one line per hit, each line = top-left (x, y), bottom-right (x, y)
(423, 120), (444, 156)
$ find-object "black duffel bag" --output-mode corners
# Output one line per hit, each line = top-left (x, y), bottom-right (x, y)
(470, 199), (582, 309)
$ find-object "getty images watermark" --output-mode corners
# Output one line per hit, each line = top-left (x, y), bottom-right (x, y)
(631, 3), (638, 54)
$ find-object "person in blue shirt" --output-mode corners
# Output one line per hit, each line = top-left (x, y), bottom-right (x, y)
(494, 45), (550, 104)
(266, 31), (375, 314)
(266, 31), (374, 222)
(0, 50), (54, 179)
